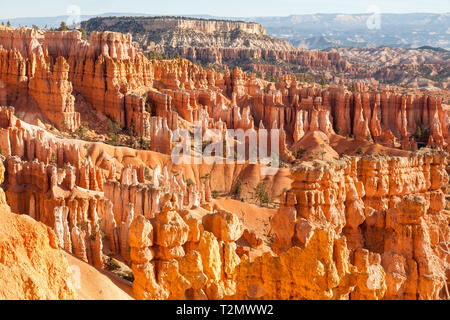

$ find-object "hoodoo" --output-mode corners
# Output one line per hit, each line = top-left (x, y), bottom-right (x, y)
(0, 6), (448, 302)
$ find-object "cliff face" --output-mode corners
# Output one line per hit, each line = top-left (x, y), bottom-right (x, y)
(2, 26), (446, 156)
(330, 47), (450, 89)
(84, 17), (267, 36)
(0, 27), (152, 134)
(235, 150), (448, 300)
(0, 159), (76, 300)
(0, 26), (80, 131)
(81, 17), (351, 75)
(176, 47), (350, 73)
(128, 150), (449, 300)
(0, 105), (448, 300)
(265, 151), (450, 300)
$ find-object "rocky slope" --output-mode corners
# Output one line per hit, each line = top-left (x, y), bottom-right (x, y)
(0, 160), (76, 300)
(80, 17), (352, 75)
(78, 16), (450, 88)
(330, 47), (450, 89)
(63, 252), (133, 300)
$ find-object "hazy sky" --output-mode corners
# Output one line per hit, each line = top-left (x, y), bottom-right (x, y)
(0, 0), (448, 19)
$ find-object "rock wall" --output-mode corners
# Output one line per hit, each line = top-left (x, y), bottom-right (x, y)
(0, 158), (76, 300)
(122, 149), (449, 300)
(129, 181), (389, 300)
(0, 34), (80, 130)
(0, 27), (152, 134)
(0, 106), (107, 267)
(148, 59), (449, 154)
(263, 150), (450, 300)
(81, 16), (353, 76)
(1, 27), (448, 155)
(0, 106), (209, 269)
(83, 17), (267, 36)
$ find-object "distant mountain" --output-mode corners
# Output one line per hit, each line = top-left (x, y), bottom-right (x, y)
(417, 46), (449, 53)
(297, 36), (343, 49)
(246, 13), (450, 50)
(1, 12), (448, 49)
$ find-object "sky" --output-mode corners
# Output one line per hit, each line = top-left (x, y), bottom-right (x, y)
(0, 0), (448, 19)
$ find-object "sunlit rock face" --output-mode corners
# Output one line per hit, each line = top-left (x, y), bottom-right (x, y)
(0, 25), (448, 301)
(2, 26), (447, 156)
(0, 160), (76, 300)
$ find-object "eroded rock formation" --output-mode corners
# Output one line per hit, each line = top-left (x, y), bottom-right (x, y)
(130, 195), (241, 300)
(81, 16), (351, 76)
(0, 159), (76, 300)
(0, 26), (449, 301)
(261, 150), (450, 300)
(1, 26), (448, 157)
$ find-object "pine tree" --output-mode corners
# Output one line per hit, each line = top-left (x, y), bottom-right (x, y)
(254, 182), (270, 207)
(233, 178), (243, 199)
(80, 27), (87, 40)
(320, 75), (327, 89)
(59, 21), (68, 31)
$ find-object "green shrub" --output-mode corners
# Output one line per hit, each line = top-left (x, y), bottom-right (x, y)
(144, 167), (152, 181)
(107, 120), (122, 145)
(123, 271), (135, 282)
(186, 178), (195, 187)
(50, 152), (57, 164)
(201, 173), (211, 181)
(294, 147), (306, 159)
(106, 257), (121, 271)
(59, 21), (68, 31)
(75, 125), (89, 140)
(80, 27), (88, 40)
(254, 182), (270, 207)
(233, 178), (243, 199)
(212, 190), (220, 199)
